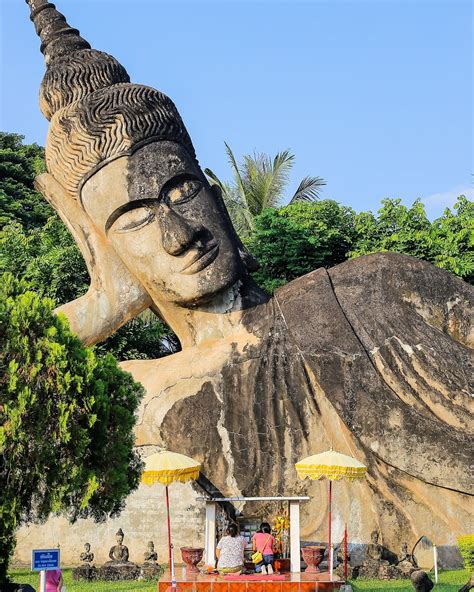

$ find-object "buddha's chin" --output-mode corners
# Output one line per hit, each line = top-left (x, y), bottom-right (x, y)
(146, 261), (244, 310)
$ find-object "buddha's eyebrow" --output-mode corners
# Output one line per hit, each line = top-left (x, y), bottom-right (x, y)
(159, 172), (203, 198)
(105, 198), (155, 233)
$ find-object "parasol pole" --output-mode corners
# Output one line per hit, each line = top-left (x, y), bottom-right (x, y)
(328, 480), (332, 571)
(165, 486), (172, 571)
(344, 524), (348, 581)
(165, 485), (177, 589)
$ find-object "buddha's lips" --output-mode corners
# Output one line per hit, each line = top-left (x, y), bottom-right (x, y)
(180, 243), (219, 274)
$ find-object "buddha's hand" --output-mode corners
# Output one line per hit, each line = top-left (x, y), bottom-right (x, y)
(35, 173), (152, 345)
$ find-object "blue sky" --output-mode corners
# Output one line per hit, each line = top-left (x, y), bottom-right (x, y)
(1, 0), (472, 218)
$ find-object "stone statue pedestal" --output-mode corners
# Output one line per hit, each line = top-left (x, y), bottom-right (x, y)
(335, 563), (358, 580)
(355, 558), (410, 580)
(72, 564), (97, 581)
(139, 564), (163, 580)
(97, 563), (140, 581)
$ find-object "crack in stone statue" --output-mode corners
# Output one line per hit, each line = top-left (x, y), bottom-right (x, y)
(24, 0), (473, 560)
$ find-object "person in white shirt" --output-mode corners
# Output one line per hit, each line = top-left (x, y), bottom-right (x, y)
(216, 524), (246, 574)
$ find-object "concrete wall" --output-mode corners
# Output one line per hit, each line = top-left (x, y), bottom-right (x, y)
(13, 480), (205, 567)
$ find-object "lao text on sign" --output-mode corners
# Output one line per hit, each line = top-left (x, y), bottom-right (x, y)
(31, 549), (60, 571)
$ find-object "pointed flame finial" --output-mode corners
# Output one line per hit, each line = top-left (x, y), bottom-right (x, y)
(26, 0), (91, 64)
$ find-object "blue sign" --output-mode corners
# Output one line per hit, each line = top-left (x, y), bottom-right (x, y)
(31, 549), (60, 571)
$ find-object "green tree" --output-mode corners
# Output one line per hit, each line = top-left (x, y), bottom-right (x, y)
(0, 132), (51, 229)
(246, 196), (473, 293)
(0, 273), (144, 582)
(0, 218), (90, 304)
(348, 196), (474, 283)
(205, 143), (326, 236)
(245, 201), (356, 293)
(273, 200), (357, 267)
(348, 198), (433, 261)
(430, 195), (474, 283)
(95, 312), (180, 360)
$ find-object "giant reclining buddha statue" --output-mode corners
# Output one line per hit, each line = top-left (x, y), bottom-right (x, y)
(18, 0), (473, 563)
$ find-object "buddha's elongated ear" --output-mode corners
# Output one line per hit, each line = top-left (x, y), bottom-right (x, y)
(210, 184), (260, 272)
(35, 173), (99, 284)
(34, 172), (152, 345)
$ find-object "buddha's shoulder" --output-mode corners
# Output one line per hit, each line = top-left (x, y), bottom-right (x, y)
(277, 251), (472, 304)
(275, 252), (473, 348)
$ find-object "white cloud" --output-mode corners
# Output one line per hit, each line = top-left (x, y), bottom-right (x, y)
(422, 185), (474, 219)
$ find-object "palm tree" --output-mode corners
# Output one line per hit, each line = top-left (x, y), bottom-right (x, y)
(205, 142), (326, 236)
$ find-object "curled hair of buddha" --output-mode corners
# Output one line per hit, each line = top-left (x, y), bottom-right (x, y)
(47, 83), (195, 195)
(26, 0), (196, 196)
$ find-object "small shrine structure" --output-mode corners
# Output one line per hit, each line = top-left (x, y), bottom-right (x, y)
(197, 495), (310, 573)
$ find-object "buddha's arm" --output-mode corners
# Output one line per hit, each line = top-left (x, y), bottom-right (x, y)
(57, 284), (150, 346)
(36, 173), (152, 345)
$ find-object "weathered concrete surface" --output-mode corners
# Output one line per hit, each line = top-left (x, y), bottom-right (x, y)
(15, 254), (472, 567)
(13, 471), (204, 567)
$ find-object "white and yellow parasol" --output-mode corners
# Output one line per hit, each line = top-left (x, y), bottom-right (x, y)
(142, 450), (201, 584)
(296, 449), (367, 576)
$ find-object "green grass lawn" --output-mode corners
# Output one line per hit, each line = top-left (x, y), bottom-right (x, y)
(349, 568), (470, 591)
(9, 568), (157, 591)
(8, 568), (470, 591)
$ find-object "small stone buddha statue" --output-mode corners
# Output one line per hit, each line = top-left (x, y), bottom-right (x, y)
(107, 528), (130, 564)
(143, 541), (158, 565)
(358, 530), (394, 579)
(79, 542), (94, 564)
(397, 542), (417, 575)
(366, 530), (386, 562)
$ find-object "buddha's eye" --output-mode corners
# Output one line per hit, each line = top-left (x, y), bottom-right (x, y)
(112, 207), (155, 233)
(166, 179), (202, 205)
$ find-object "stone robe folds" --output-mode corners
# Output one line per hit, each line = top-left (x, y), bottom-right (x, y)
(126, 253), (473, 552)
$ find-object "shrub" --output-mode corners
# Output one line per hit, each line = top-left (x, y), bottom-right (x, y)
(457, 534), (474, 570)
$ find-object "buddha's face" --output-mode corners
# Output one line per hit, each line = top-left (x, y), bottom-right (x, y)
(82, 141), (243, 307)
(116, 534), (124, 545)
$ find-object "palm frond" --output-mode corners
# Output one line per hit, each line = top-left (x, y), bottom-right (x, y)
(222, 191), (254, 237)
(224, 142), (247, 205)
(241, 150), (295, 213)
(204, 167), (227, 191)
(213, 142), (326, 235)
(290, 175), (326, 203)
(242, 152), (275, 214)
(268, 150), (294, 206)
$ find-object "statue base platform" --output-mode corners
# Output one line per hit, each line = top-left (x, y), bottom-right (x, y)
(354, 561), (411, 580)
(139, 564), (163, 580)
(334, 565), (358, 581)
(97, 562), (140, 580)
(72, 564), (98, 581)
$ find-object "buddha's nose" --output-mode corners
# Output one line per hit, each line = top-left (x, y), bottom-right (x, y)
(158, 203), (202, 256)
